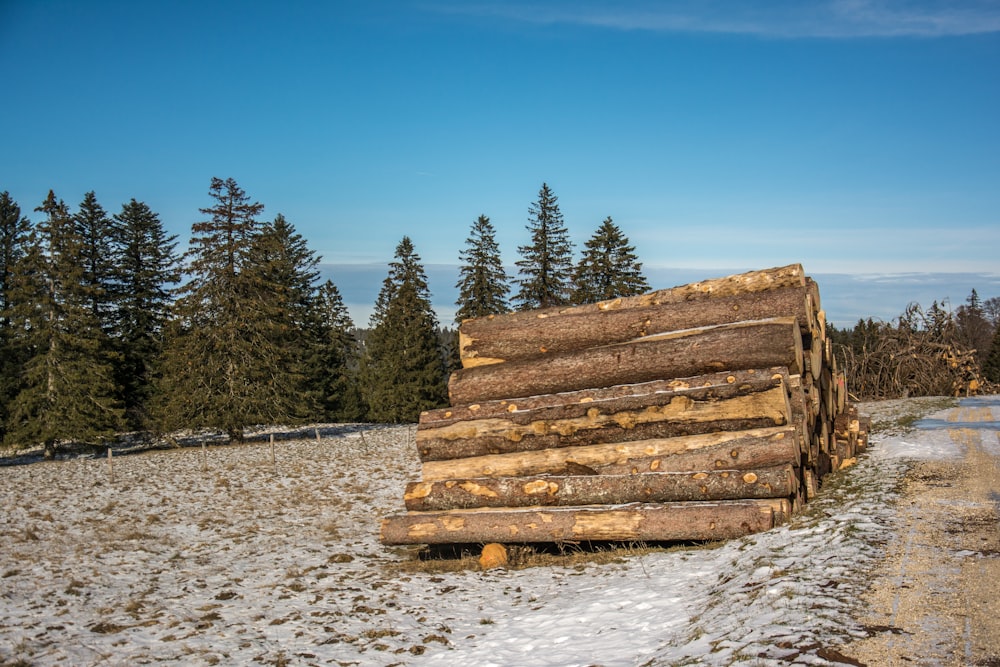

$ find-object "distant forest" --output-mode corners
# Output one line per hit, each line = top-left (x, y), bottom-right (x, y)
(1, 179), (998, 457)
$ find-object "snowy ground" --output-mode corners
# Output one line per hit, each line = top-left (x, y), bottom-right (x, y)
(0, 396), (986, 667)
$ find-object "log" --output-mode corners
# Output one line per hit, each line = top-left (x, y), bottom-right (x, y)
(380, 500), (776, 545)
(460, 283), (819, 367)
(417, 378), (791, 461)
(833, 406), (861, 440)
(448, 318), (804, 406)
(403, 465), (799, 511)
(591, 430), (801, 475)
(422, 368), (790, 427)
(420, 426), (799, 481)
(486, 264), (804, 321)
(783, 373), (812, 459)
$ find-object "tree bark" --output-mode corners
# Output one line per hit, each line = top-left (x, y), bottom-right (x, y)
(460, 281), (819, 367)
(417, 378), (791, 461)
(403, 465), (798, 511)
(458, 264), (804, 345)
(448, 318), (804, 405)
(420, 425), (799, 481)
(380, 500), (776, 545)
(422, 368), (790, 427)
(591, 429), (801, 475)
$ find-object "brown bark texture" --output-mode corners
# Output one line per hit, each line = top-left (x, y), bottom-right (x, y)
(380, 500), (777, 545)
(419, 425), (799, 481)
(422, 368), (791, 427)
(460, 281), (819, 368)
(379, 264), (868, 548)
(593, 430), (802, 476)
(448, 318), (804, 406)
(403, 465), (798, 511)
(458, 264), (805, 337)
(417, 376), (791, 461)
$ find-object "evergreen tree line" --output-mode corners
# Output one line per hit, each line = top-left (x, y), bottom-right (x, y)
(0, 181), (650, 455)
(828, 289), (1000, 400)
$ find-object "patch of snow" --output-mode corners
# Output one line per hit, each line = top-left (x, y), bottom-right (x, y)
(1, 398), (989, 666)
(876, 431), (967, 460)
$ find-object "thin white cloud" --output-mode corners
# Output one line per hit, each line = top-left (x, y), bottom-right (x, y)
(425, 0), (1000, 38)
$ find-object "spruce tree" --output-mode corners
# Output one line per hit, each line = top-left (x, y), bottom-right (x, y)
(4, 191), (124, 457)
(513, 183), (574, 310)
(455, 214), (509, 322)
(155, 177), (287, 441)
(571, 216), (649, 304)
(0, 192), (32, 438)
(984, 323), (1000, 384)
(0, 192), (30, 321)
(360, 237), (448, 423)
(74, 191), (117, 332)
(236, 213), (321, 422)
(308, 279), (364, 422)
(112, 199), (181, 427)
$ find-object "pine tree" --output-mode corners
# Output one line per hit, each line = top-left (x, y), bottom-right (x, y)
(308, 279), (364, 421)
(112, 199), (181, 428)
(155, 177), (298, 441)
(455, 214), (509, 322)
(359, 237), (448, 423)
(4, 191), (124, 457)
(571, 216), (649, 304)
(513, 183), (574, 310)
(0, 192), (33, 438)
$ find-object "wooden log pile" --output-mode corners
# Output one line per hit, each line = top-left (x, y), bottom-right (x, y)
(381, 264), (870, 547)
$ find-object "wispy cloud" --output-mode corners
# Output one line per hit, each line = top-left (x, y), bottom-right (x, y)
(426, 1), (1000, 38)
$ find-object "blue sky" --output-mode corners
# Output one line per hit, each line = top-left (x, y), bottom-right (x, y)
(1, 1), (998, 326)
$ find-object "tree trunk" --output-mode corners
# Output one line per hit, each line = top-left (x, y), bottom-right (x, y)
(423, 368), (791, 427)
(459, 264), (804, 337)
(592, 429), (802, 475)
(404, 465), (798, 511)
(460, 282), (819, 368)
(380, 500), (777, 545)
(448, 318), (804, 406)
(420, 425), (799, 481)
(417, 377), (792, 461)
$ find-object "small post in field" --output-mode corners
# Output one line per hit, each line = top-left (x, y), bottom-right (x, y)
(107, 448), (114, 484)
(270, 433), (277, 473)
(315, 427), (321, 443)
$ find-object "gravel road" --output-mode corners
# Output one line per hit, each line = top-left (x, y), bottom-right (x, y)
(846, 396), (1000, 666)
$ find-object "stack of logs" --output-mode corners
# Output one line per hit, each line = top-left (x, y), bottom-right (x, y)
(381, 265), (871, 547)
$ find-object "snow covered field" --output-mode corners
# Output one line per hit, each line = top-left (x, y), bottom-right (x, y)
(0, 397), (978, 666)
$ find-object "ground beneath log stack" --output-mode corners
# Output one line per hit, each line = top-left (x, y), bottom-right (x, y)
(0, 398), (997, 666)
